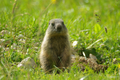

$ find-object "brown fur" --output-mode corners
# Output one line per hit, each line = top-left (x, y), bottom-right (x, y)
(40, 19), (71, 73)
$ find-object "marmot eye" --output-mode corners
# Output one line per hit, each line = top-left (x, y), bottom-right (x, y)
(51, 23), (55, 26)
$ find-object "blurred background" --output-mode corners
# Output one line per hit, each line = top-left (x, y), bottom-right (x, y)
(0, 0), (120, 69)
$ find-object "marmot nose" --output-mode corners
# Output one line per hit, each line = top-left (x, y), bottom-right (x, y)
(57, 25), (62, 32)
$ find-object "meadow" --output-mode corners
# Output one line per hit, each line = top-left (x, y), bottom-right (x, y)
(0, 0), (120, 80)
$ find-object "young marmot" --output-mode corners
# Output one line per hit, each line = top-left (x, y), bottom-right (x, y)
(40, 19), (71, 73)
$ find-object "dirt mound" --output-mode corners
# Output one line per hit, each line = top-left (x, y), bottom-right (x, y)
(71, 56), (108, 72)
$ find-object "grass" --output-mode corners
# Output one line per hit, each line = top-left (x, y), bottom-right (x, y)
(0, 0), (120, 80)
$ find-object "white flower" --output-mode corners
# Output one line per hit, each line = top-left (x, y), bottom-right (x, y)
(72, 41), (78, 47)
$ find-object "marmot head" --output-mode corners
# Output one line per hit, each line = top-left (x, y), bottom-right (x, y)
(46, 19), (68, 36)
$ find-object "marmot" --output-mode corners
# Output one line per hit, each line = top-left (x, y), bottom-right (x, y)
(40, 19), (71, 73)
